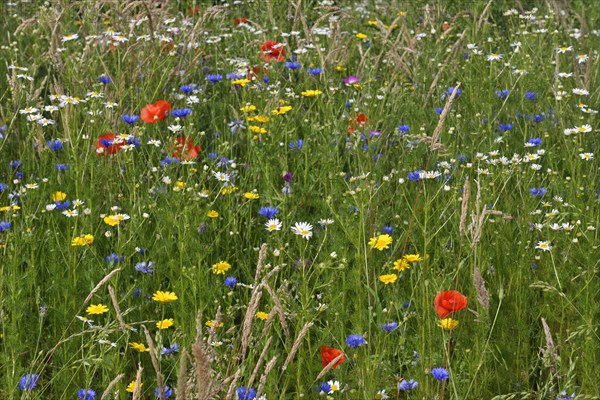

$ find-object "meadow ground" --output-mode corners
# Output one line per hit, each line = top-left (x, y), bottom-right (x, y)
(0, 0), (598, 399)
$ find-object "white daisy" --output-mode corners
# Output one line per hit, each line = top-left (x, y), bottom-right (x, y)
(291, 222), (313, 240)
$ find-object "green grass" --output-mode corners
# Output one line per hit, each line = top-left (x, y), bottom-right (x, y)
(0, 0), (598, 399)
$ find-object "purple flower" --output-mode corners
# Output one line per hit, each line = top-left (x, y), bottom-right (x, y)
(282, 172), (293, 183)
(343, 75), (360, 85)
(18, 374), (39, 391)
(180, 85), (195, 93)
(236, 386), (256, 400)
(398, 379), (418, 391)
(495, 89), (509, 99)
(171, 108), (192, 118)
(527, 138), (542, 146)
(307, 67), (322, 75)
(258, 206), (279, 219)
(498, 123), (513, 131)
(407, 170), (421, 182)
(154, 386), (173, 398)
(224, 276), (237, 287)
(160, 343), (180, 355)
(525, 91), (537, 100)
(99, 75), (112, 84)
(381, 322), (398, 332)
(135, 261), (154, 274)
(397, 124), (410, 133)
(77, 388), (97, 399)
(207, 74), (223, 83)
(122, 114), (139, 124)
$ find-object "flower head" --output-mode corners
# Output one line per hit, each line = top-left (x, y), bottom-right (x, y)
(345, 334), (366, 348)
(77, 388), (97, 399)
(212, 261), (232, 275)
(291, 222), (313, 240)
(18, 374), (39, 391)
(259, 41), (285, 62)
(152, 290), (178, 303)
(368, 234), (393, 251)
(129, 342), (150, 352)
(434, 290), (467, 319)
(141, 100), (171, 123)
(431, 367), (449, 381)
(126, 381), (143, 393)
(154, 386), (173, 398)
(398, 379), (418, 391)
(438, 318), (459, 330)
(379, 274), (398, 284)
(236, 386), (257, 400)
(320, 346), (346, 369)
(156, 318), (174, 330)
(86, 304), (109, 315)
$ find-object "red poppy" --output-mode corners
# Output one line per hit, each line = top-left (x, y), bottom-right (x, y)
(259, 40), (285, 62)
(140, 100), (171, 124)
(234, 17), (248, 25)
(320, 346), (346, 369)
(95, 133), (123, 156)
(347, 113), (368, 134)
(172, 136), (201, 161)
(434, 290), (468, 319)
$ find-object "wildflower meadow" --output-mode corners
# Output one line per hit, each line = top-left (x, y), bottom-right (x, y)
(0, 0), (599, 399)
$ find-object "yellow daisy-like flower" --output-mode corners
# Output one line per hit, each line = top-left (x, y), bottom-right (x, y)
(0, 205), (21, 212)
(52, 191), (67, 202)
(438, 318), (459, 331)
(174, 181), (186, 190)
(129, 342), (150, 352)
(205, 320), (224, 329)
(244, 192), (260, 200)
(240, 105), (256, 113)
(368, 234), (393, 251)
(152, 290), (178, 303)
(253, 115), (270, 123)
(301, 90), (323, 97)
(156, 318), (174, 330)
(356, 32), (368, 39)
(249, 125), (267, 134)
(403, 254), (423, 263)
(207, 210), (219, 218)
(393, 258), (410, 271)
(379, 274), (398, 284)
(232, 78), (251, 87)
(71, 234), (94, 246)
(272, 106), (292, 115)
(86, 304), (109, 315)
(103, 214), (129, 226)
(212, 261), (231, 275)
(336, 65), (347, 72)
(255, 311), (269, 320)
(126, 381), (143, 393)
(367, 20), (379, 25)
(221, 186), (237, 196)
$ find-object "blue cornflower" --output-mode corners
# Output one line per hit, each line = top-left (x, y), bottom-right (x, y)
(180, 85), (195, 93)
(263, 77), (270, 83)
(443, 86), (462, 98)
(289, 139), (304, 150)
(533, 114), (545, 122)
(55, 163), (70, 171)
(258, 206), (279, 219)
(160, 343), (180, 355)
(133, 288), (142, 298)
(529, 187), (547, 197)
(381, 225), (395, 234)
(9, 160), (22, 170)
(397, 124), (410, 133)
(207, 74), (223, 83)
(0, 124), (6, 139)
(47, 139), (64, 152)
(77, 388), (97, 399)
(171, 108), (192, 118)
(99, 75), (112, 84)
(431, 368), (449, 381)
(345, 334), (365, 348)
(18, 374), (39, 391)
(319, 381), (331, 394)
(407, 170), (421, 182)
(106, 253), (123, 265)
(0, 183), (8, 193)
(495, 89), (510, 99)
(228, 120), (246, 134)
(285, 61), (301, 70)
(122, 114), (139, 124)
(307, 67), (322, 75)
(135, 261), (154, 274)
(498, 123), (513, 131)
(381, 322), (399, 332)
(525, 91), (537, 100)
(236, 386), (256, 400)
(527, 138), (542, 147)
(435, 107), (444, 114)
(0, 221), (11, 233)
(557, 392), (576, 400)
(160, 157), (180, 167)
(207, 152), (218, 160)
(398, 379), (418, 391)
(54, 201), (71, 210)
(154, 385), (173, 398)
(224, 276), (237, 287)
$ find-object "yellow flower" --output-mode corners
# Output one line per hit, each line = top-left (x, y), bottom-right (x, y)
(336, 65), (347, 72)
(272, 106), (292, 115)
(103, 214), (129, 226)
(379, 274), (398, 284)
(129, 342), (150, 352)
(126, 381), (143, 393)
(86, 304), (109, 315)
(212, 261), (231, 275)
(175, 181), (186, 189)
(207, 210), (219, 218)
(393, 259), (410, 272)
(152, 290), (178, 303)
(156, 318), (174, 330)
(253, 115), (270, 123)
(356, 33), (368, 39)
(256, 311), (269, 320)
(249, 125), (267, 134)
(205, 320), (224, 329)
(398, 11), (407, 16)
(240, 105), (256, 113)
(244, 192), (259, 200)
(301, 90), (323, 97)
(367, 20), (379, 25)
(438, 318), (459, 331)
(232, 78), (251, 87)
(0, 205), (20, 212)
(221, 186), (237, 195)
(52, 191), (67, 202)
(71, 234), (94, 246)
(403, 254), (423, 263)
(368, 234), (393, 251)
